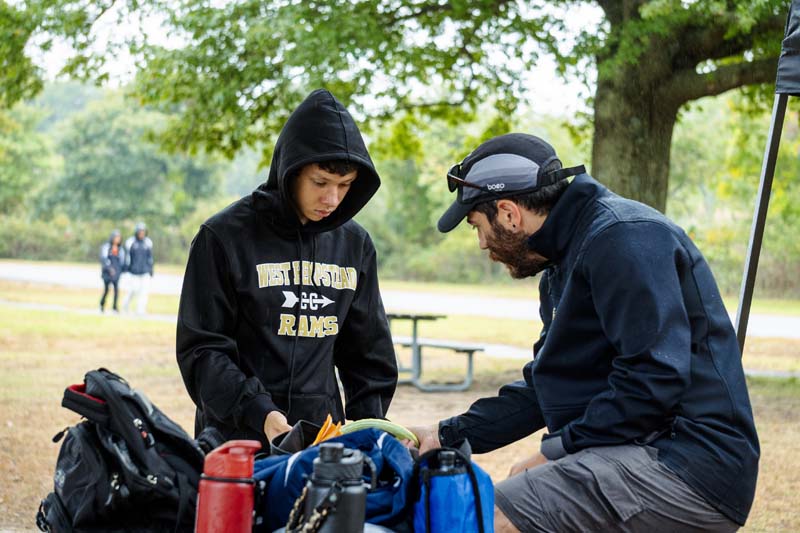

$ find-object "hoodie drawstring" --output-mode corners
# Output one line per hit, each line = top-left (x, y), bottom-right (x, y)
(286, 233), (320, 421)
(311, 235), (317, 287)
(286, 230), (303, 419)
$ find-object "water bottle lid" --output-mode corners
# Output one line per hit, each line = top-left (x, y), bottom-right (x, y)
(319, 442), (344, 463)
(314, 445), (365, 482)
(203, 440), (261, 478)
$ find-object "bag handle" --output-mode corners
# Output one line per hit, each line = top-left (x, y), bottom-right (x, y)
(61, 383), (110, 424)
(460, 454), (486, 533)
(423, 469), (432, 533)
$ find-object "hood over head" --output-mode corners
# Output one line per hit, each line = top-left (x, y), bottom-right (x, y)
(253, 89), (381, 233)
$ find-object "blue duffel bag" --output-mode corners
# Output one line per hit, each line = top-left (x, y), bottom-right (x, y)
(253, 429), (415, 532)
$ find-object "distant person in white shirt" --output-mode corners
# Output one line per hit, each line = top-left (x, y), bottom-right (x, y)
(123, 222), (154, 315)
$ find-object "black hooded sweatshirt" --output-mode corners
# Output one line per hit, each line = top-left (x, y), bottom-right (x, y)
(176, 89), (397, 448)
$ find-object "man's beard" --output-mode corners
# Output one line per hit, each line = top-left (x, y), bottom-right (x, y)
(486, 220), (550, 279)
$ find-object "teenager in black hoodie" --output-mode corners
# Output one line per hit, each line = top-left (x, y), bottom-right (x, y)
(177, 90), (397, 449)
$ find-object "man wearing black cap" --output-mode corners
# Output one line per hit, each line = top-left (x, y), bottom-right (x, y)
(411, 133), (758, 532)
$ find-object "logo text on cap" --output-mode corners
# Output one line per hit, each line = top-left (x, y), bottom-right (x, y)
(487, 183), (506, 191)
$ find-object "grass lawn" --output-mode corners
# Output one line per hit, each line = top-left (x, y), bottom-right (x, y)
(385, 278), (800, 317)
(2, 279), (799, 373)
(0, 298), (798, 531)
(0, 258), (189, 277)
(0, 280), (180, 316)
(721, 297), (800, 317)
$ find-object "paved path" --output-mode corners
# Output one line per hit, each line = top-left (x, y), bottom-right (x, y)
(0, 261), (541, 318)
(2, 260), (800, 339)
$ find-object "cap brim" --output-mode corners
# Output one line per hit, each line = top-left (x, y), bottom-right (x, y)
(437, 199), (475, 233)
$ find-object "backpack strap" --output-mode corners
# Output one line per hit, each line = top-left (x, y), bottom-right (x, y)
(452, 450), (485, 533)
(67, 369), (168, 502)
(85, 369), (161, 476)
(174, 471), (191, 533)
(422, 469), (432, 533)
(36, 492), (73, 533)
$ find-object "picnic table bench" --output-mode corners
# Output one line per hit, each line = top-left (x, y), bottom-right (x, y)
(388, 313), (484, 392)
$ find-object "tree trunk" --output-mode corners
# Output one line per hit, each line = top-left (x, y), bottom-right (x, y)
(591, 73), (680, 213)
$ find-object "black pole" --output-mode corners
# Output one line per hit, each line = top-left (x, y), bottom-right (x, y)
(735, 93), (789, 354)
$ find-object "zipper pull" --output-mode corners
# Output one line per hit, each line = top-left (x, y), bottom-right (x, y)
(134, 418), (155, 447)
(52, 427), (70, 443)
(109, 472), (130, 499)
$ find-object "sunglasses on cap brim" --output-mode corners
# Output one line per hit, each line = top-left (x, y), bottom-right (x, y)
(446, 157), (586, 195)
(447, 166), (487, 193)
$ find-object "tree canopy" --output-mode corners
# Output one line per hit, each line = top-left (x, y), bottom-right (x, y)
(4, 0), (789, 211)
(38, 95), (222, 223)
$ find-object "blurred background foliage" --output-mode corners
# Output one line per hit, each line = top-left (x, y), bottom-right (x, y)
(1, 81), (798, 296)
(1, 0), (794, 296)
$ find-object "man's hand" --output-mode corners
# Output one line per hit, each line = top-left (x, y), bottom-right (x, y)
(508, 452), (548, 478)
(263, 410), (292, 442)
(409, 424), (441, 454)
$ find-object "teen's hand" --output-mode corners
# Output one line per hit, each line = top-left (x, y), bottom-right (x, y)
(508, 452), (548, 478)
(409, 424), (441, 454)
(264, 410), (292, 442)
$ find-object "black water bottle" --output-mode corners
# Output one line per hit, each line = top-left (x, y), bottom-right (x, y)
(303, 442), (376, 533)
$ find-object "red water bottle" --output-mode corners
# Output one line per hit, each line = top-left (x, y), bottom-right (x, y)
(195, 439), (262, 533)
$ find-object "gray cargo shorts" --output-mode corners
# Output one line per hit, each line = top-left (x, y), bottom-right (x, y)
(495, 444), (739, 532)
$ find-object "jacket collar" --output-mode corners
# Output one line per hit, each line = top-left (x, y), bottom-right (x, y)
(526, 174), (606, 262)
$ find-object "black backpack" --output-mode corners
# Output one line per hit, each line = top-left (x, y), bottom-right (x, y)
(36, 368), (217, 533)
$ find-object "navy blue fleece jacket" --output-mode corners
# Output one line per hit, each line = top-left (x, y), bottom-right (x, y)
(439, 174), (759, 525)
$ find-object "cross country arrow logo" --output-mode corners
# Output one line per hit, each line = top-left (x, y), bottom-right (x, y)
(282, 291), (335, 311)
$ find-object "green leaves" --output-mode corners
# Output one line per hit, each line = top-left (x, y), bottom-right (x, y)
(0, 2), (43, 108)
(0, 105), (55, 214)
(115, 0), (551, 162)
(41, 93), (221, 224)
(3, 0), (791, 214)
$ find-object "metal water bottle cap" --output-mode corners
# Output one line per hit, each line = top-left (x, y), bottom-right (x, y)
(314, 443), (364, 483)
(319, 442), (345, 463)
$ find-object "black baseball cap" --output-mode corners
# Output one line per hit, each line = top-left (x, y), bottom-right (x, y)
(437, 133), (585, 233)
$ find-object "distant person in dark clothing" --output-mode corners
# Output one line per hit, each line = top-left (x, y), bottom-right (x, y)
(99, 229), (126, 313)
(123, 222), (154, 315)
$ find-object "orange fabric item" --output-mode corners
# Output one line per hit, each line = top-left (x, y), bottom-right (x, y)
(326, 422), (342, 441)
(311, 414), (343, 445)
(311, 414), (333, 446)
